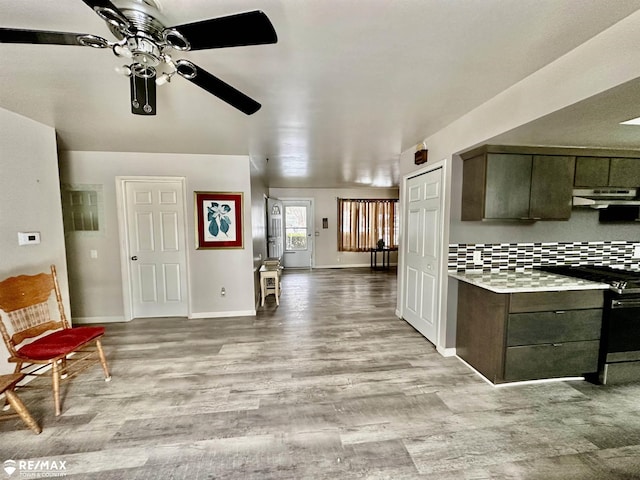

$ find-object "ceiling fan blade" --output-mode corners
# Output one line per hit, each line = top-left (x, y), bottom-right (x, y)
(0, 27), (95, 46)
(168, 10), (277, 51)
(176, 61), (261, 115)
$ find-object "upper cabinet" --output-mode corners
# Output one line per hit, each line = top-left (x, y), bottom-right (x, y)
(461, 147), (574, 221)
(575, 156), (640, 187)
(461, 145), (640, 222)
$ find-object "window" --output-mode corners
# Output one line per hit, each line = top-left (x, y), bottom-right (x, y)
(285, 205), (308, 251)
(338, 198), (398, 252)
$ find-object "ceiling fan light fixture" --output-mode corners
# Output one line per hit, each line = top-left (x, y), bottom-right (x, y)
(0, 2), (277, 116)
(155, 72), (172, 85)
(114, 64), (132, 76)
(113, 43), (133, 58)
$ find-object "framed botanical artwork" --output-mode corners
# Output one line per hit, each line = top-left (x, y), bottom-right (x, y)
(195, 192), (244, 249)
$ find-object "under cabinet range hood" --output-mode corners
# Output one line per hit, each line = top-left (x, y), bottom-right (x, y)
(572, 188), (640, 209)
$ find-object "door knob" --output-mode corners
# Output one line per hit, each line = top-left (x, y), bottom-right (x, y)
(131, 256), (138, 261)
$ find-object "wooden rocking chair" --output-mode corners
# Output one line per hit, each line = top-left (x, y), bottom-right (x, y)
(0, 265), (111, 416)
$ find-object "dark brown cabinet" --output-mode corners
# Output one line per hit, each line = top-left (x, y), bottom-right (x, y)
(574, 156), (640, 187)
(461, 148), (574, 221)
(456, 282), (604, 384)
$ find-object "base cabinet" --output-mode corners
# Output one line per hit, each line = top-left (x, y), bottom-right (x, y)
(456, 282), (604, 383)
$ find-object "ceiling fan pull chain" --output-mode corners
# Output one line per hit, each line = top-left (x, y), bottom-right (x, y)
(143, 76), (152, 113)
(131, 65), (140, 109)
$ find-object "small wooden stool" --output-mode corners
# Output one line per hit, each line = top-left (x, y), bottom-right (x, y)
(260, 264), (282, 306)
(0, 373), (41, 434)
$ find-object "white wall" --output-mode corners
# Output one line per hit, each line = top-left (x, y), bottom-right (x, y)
(269, 187), (399, 268)
(398, 10), (640, 351)
(0, 107), (69, 374)
(59, 151), (255, 321)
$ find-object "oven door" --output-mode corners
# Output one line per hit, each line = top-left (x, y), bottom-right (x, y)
(603, 296), (640, 362)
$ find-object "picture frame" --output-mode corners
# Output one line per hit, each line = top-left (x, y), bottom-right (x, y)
(195, 191), (244, 249)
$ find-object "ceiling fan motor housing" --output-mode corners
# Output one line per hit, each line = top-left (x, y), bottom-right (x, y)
(108, 0), (168, 41)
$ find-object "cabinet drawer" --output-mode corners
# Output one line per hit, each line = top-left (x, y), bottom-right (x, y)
(504, 340), (600, 381)
(509, 290), (604, 313)
(506, 309), (602, 346)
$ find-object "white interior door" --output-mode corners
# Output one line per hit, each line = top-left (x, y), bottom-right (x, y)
(282, 201), (313, 268)
(124, 179), (188, 318)
(403, 168), (442, 344)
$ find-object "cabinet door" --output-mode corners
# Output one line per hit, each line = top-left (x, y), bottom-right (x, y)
(461, 154), (487, 221)
(609, 158), (640, 187)
(529, 155), (575, 220)
(485, 154), (532, 219)
(574, 156), (610, 187)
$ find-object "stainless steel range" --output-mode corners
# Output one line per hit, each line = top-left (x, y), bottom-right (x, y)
(540, 265), (640, 384)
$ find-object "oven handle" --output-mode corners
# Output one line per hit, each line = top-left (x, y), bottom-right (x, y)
(611, 299), (640, 309)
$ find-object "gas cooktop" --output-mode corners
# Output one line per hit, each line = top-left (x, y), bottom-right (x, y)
(539, 265), (640, 295)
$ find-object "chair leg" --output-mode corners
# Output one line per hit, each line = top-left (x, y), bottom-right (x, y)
(3, 362), (23, 412)
(96, 339), (111, 382)
(51, 360), (61, 416)
(4, 389), (41, 434)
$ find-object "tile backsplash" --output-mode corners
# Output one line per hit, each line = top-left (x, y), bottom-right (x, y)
(448, 241), (640, 272)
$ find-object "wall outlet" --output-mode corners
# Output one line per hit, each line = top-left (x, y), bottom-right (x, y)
(473, 251), (483, 265)
(633, 245), (640, 259)
(220, 287), (226, 297)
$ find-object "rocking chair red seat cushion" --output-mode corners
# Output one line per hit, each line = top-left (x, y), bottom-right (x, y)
(17, 326), (106, 360)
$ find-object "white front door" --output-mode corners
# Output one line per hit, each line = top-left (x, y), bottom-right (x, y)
(123, 179), (188, 318)
(282, 201), (313, 268)
(403, 168), (442, 344)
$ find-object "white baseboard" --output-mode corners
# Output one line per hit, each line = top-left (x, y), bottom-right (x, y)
(73, 316), (126, 324)
(437, 346), (457, 357)
(313, 264), (369, 269)
(314, 263), (398, 269)
(189, 310), (256, 319)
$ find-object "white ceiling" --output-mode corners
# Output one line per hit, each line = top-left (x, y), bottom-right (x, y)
(2, 0), (640, 188)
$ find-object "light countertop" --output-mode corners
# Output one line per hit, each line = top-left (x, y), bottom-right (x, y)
(448, 269), (610, 293)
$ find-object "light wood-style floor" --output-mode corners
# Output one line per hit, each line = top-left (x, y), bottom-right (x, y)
(2, 267), (640, 479)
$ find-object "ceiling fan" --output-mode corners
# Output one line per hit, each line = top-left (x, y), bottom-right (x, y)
(0, 0), (277, 115)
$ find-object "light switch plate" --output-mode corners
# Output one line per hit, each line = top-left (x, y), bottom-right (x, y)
(633, 245), (640, 259)
(473, 251), (483, 264)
